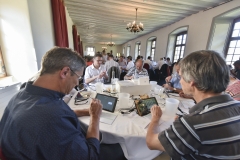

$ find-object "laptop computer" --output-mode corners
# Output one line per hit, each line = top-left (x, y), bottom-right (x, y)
(95, 93), (118, 124)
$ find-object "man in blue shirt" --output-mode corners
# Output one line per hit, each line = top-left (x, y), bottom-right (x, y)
(0, 47), (125, 160)
(163, 59), (182, 93)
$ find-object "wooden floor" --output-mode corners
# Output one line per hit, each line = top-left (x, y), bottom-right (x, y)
(153, 152), (171, 160)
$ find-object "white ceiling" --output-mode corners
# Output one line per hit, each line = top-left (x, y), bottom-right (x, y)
(65, 0), (232, 45)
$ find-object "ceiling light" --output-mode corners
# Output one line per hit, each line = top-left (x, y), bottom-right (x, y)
(107, 34), (115, 47)
(126, 8), (144, 33)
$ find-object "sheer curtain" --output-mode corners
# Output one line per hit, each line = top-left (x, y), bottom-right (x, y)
(51, 0), (69, 47)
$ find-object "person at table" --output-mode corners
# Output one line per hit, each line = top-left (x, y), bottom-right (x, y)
(0, 47), (126, 160)
(146, 50), (240, 159)
(166, 57), (172, 66)
(163, 59), (182, 93)
(118, 55), (127, 67)
(121, 56), (134, 72)
(84, 53), (108, 85)
(124, 59), (148, 80)
(154, 57), (165, 70)
(231, 60), (240, 79)
(104, 54), (119, 71)
(144, 56), (153, 69)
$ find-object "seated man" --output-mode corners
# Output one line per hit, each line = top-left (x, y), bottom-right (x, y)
(121, 56), (134, 72)
(0, 47), (126, 160)
(104, 54), (119, 71)
(118, 55), (127, 67)
(163, 60), (182, 93)
(146, 50), (240, 159)
(84, 53), (108, 85)
(231, 60), (240, 79)
(144, 56), (153, 69)
(124, 59), (148, 80)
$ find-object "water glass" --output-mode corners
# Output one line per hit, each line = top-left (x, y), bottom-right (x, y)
(165, 98), (179, 116)
(118, 93), (130, 108)
(95, 82), (103, 93)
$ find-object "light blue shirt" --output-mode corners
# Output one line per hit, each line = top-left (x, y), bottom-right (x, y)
(170, 72), (182, 89)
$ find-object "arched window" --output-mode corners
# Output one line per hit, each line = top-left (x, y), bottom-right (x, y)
(173, 32), (187, 62)
(135, 42), (141, 59)
(123, 47), (125, 55)
(166, 26), (188, 63)
(146, 36), (157, 60)
(127, 45), (131, 56)
(226, 18), (240, 66)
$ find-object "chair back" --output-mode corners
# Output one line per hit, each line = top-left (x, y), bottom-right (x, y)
(143, 63), (150, 71)
(0, 148), (6, 160)
(107, 66), (120, 82)
(159, 64), (170, 80)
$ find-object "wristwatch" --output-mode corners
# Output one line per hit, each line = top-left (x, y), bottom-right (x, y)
(173, 87), (177, 91)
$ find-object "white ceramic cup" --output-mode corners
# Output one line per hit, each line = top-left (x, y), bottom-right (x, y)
(165, 98), (179, 116)
(119, 93), (130, 108)
(95, 82), (103, 93)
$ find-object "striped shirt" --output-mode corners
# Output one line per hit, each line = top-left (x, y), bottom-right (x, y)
(159, 94), (240, 160)
(126, 67), (148, 79)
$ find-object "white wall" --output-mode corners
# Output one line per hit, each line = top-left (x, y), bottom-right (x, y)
(65, 7), (74, 50)
(82, 43), (122, 56)
(27, 0), (55, 70)
(0, 0), (38, 82)
(122, 0), (240, 61)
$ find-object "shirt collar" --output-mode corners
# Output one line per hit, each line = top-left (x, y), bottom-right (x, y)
(25, 82), (65, 99)
(189, 94), (234, 113)
(90, 64), (103, 70)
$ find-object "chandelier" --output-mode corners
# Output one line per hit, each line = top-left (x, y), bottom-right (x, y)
(107, 34), (115, 47)
(126, 8), (144, 33)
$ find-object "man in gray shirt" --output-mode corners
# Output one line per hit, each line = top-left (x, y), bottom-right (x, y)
(146, 50), (240, 159)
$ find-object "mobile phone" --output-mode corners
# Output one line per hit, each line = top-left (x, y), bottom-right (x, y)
(75, 92), (88, 101)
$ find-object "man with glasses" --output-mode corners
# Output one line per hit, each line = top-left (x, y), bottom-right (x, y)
(0, 47), (126, 160)
(85, 53), (109, 85)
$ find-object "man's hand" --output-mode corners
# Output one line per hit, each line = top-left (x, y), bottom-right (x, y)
(98, 71), (106, 79)
(163, 83), (173, 90)
(89, 99), (102, 119)
(150, 105), (162, 122)
(165, 76), (172, 83)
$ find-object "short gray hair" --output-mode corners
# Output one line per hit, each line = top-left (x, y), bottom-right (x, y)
(40, 47), (85, 76)
(180, 50), (229, 93)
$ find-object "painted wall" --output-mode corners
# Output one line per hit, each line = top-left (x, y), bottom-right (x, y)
(122, 0), (240, 61)
(27, 0), (55, 70)
(0, 0), (38, 82)
(65, 6), (74, 50)
(82, 43), (122, 56)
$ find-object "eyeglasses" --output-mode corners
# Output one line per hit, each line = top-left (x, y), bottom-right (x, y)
(69, 68), (83, 81)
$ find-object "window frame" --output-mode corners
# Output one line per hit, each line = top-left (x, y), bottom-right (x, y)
(127, 45), (131, 56)
(0, 46), (6, 78)
(135, 42), (141, 59)
(150, 39), (156, 60)
(173, 31), (187, 62)
(225, 17), (240, 66)
(85, 46), (95, 56)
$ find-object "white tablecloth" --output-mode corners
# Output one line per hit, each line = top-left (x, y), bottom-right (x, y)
(68, 91), (195, 160)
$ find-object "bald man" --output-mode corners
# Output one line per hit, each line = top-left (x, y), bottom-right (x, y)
(124, 59), (148, 80)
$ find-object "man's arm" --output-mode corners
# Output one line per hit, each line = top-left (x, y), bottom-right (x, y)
(86, 99), (102, 140)
(85, 75), (99, 84)
(146, 105), (165, 151)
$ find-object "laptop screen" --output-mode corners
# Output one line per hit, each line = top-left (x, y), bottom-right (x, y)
(95, 93), (118, 112)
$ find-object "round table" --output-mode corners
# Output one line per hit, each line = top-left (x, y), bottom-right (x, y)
(68, 90), (195, 160)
